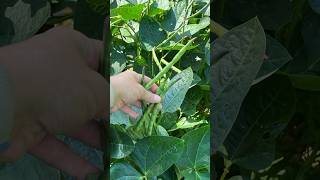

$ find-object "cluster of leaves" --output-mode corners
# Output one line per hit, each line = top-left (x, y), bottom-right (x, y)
(108, 0), (210, 179)
(212, 0), (320, 179)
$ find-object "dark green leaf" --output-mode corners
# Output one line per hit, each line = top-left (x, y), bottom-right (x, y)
(176, 126), (210, 179)
(139, 16), (167, 51)
(110, 125), (135, 159)
(253, 35), (292, 85)
(212, 17), (266, 153)
(130, 136), (184, 177)
(224, 75), (295, 170)
(110, 163), (143, 180)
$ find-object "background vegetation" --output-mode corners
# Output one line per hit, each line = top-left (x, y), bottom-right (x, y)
(212, 0), (320, 179)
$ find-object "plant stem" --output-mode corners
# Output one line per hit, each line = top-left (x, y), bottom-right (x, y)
(147, 103), (162, 136)
(145, 38), (196, 90)
(188, 2), (210, 19)
(219, 167), (229, 180)
(160, 59), (181, 73)
(152, 48), (162, 71)
(211, 20), (228, 37)
(135, 104), (154, 131)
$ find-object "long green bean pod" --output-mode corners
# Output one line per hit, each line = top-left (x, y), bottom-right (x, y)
(144, 38), (196, 90)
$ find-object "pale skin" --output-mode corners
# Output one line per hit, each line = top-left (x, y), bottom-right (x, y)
(0, 27), (160, 179)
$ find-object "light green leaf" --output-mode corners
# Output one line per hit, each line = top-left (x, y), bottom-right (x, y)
(163, 68), (194, 112)
(111, 4), (144, 20)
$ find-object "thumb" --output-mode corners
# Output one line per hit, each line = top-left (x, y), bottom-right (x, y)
(139, 86), (161, 103)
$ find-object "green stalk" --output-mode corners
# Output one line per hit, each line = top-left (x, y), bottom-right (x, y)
(135, 104), (154, 131)
(152, 48), (162, 71)
(160, 59), (181, 73)
(147, 103), (162, 136)
(145, 38), (196, 90)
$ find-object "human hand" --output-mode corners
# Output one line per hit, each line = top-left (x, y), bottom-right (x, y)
(110, 70), (161, 118)
(0, 26), (107, 179)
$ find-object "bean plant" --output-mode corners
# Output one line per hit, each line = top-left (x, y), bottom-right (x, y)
(212, 0), (320, 179)
(105, 0), (211, 179)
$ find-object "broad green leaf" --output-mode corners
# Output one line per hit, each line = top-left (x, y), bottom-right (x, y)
(111, 4), (144, 20)
(158, 112), (178, 129)
(131, 136), (184, 177)
(163, 68), (194, 112)
(0, 0), (50, 46)
(221, 0), (292, 30)
(212, 17), (266, 153)
(181, 86), (203, 116)
(110, 125), (135, 159)
(110, 163), (144, 180)
(176, 17), (210, 39)
(0, 155), (60, 180)
(157, 166), (177, 180)
(224, 75), (295, 170)
(253, 35), (292, 85)
(161, 0), (192, 32)
(176, 126), (210, 179)
(156, 125), (169, 136)
(139, 16), (167, 51)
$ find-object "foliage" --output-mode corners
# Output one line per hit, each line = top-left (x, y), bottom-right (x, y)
(108, 0), (210, 179)
(212, 0), (320, 179)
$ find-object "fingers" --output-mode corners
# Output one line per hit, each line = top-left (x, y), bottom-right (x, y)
(28, 134), (100, 180)
(130, 70), (158, 93)
(138, 85), (161, 103)
(121, 105), (140, 119)
(69, 121), (102, 149)
(0, 117), (46, 163)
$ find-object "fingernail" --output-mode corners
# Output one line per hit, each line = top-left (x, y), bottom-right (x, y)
(0, 142), (10, 153)
(153, 95), (161, 102)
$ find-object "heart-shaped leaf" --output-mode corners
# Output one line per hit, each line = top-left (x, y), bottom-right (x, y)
(130, 136), (184, 177)
(176, 126), (210, 179)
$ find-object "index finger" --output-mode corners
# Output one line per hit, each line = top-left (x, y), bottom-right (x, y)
(133, 72), (158, 93)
